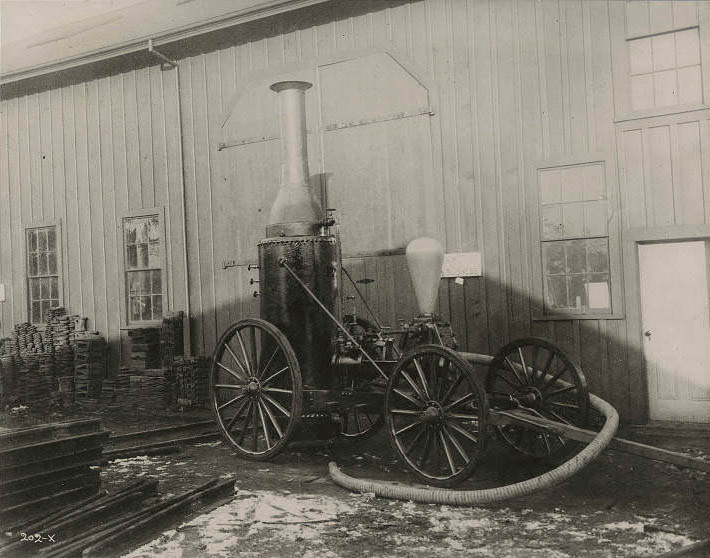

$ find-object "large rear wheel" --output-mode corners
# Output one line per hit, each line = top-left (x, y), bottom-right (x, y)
(211, 318), (302, 460)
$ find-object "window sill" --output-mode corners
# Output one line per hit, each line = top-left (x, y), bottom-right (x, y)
(614, 103), (710, 124)
(120, 323), (162, 330)
(532, 313), (625, 321)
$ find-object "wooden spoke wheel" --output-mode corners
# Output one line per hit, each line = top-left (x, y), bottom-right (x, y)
(486, 337), (589, 458)
(385, 345), (488, 487)
(211, 318), (302, 460)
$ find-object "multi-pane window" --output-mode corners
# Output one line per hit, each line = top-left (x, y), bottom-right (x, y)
(628, 27), (703, 111)
(123, 213), (164, 323)
(26, 226), (61, 323)
(538, 163), (612, 316)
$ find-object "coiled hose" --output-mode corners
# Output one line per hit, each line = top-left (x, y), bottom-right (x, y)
(329, 392), (618, 505)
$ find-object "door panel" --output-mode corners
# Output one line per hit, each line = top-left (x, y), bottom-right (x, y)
(639, 241), (710, 422)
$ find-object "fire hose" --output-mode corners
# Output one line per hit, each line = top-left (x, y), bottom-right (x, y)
(329, 392), (618, 505)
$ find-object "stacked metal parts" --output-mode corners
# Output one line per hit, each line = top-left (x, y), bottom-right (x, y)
(257, 81), (337, 390)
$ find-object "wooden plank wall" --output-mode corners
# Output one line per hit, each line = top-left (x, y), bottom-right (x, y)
(3, 0), (698, 421)
(0, 68), (187, 371)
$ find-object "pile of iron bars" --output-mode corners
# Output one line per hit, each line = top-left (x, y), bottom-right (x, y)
(0, 419), (108, 525)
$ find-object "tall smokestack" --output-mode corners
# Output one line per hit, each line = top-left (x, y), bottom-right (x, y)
(267, 81), (322, 237)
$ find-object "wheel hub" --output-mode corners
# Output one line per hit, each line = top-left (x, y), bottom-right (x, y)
(246, 379), (261, 395)
(517, 386), (543, 409)
(421, 403), (443, 423)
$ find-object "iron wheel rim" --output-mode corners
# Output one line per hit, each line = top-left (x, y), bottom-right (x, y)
(210, 318), (302, 460)
(385, 344), (488, 487)
(486, 337), (589, 458)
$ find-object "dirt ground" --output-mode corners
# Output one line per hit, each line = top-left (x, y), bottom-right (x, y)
(87, 411), (710, 558)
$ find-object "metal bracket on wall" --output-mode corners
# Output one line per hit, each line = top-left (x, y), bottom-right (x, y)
(147, 39), (177, 70)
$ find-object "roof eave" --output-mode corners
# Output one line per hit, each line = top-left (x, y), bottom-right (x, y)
(0, 0), (329, 85)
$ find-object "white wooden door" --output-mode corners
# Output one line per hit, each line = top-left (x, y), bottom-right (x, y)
(639, 241), (710, 423)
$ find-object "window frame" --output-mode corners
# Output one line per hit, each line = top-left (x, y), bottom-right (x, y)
(530, 154), (624, 321)
(119, 207), (168, 327)
(24, 220), (64, 325)
(611, 1), (710, 122)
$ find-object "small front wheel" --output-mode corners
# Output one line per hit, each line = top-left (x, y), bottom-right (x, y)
(385, 345), (488, 487)
(211, 318), (302, 460)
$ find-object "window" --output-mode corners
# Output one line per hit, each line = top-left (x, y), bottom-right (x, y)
(122, 211), (165, 323)
(628, 27), (703, 111)
(533, 158), (622, 319)
(26, 224), (61, 324)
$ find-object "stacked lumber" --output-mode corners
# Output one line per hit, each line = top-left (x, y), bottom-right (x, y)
(127, 328), (160, 370)
(160, 312), (184, 367)
(14, 323), (46, 356)
(44, 307), (77, 350)
(174, 356), (210, 410)
(0, 419), (108, 524)
(0, 477), (235, 558)
(74, 335), (106, 401)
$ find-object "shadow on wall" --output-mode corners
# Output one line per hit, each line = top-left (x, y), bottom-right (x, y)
(202, 253), (652, 426)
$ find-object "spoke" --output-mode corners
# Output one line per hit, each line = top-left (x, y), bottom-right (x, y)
(354, 410), (363, 433)
(440, 371), (464, 405)
(262, 366), (288, 387)
(547, 401), (580, 410)
(530, 345), (540, 384)
(225, 398), (250, 432)
(391, 408), (421, 416)
(416, 427), (433, 468)
(548, 409), (572, 425)
(517, 347), (530, 383)
(262, 393), (291, 417)
(400, 370), (426, 402)
(260, 399), (283, 438)
(236, 330), (254, 376)
(252, 401), (259, 452)
(535, 350), (556, 386)
(249, 327), (259, 376)
(257, 400), (272, 449)
(541, 432), (552, 455)
(237, 402), (253, 445)
(495, 372), (519, 390)
(446, 420), (479, 444)
(258, 347), (279, 379)
(395, 420), (422, 436)
(217, 361), (247, 383)
(444, 392), (474, 412)
(217, 392), (248, 412)
(214, 384), (245, 390)
(223, 343), (249, 379)
(393, 388), (425, 408)
(263, 387), (293, 394)
(448, 413), (480, 421)
(442, 425), (469, 463)
(546, 385), (576, 399)
(541, 367), (570, 392)
(413, 357), (431, 399)
(402, 424), (426, 458)
(438, 430), (457, 475)
(505, 356), (527, 386)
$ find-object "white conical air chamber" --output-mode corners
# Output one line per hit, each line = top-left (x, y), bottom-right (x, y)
(406, 237), (444, 316)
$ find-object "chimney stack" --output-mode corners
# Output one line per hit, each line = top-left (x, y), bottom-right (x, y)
(266, 81), (322, 237)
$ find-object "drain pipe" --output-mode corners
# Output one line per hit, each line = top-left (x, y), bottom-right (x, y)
(148, 40), (191, 355)
(329, 393), (618, 505)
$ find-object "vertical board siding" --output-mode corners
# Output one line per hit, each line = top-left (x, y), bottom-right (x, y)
(1, 0), (700, 422)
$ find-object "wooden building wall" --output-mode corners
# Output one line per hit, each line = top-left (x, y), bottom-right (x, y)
(3, 0), (709, 421)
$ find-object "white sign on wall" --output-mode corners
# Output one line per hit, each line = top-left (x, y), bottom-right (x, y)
(441, 252), (482, 278)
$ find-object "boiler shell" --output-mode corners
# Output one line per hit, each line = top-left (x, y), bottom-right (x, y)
(258, 236), (338, 389)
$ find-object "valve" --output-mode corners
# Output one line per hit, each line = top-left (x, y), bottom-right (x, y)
(253, 291), (260, 298)
(247, 263), (260, 270)
(250, 278), (259, 285)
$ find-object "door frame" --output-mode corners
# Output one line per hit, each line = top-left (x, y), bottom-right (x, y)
(623, 224), (710, 423)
